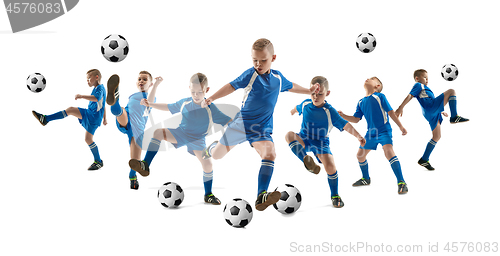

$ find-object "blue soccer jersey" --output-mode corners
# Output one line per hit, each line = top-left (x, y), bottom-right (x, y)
(409, 82), (445, 130)
(296, 99), (348, 140)
(353, 92), (393, 136)
(168, 97), (232, 139)
(409, 82), (438, 106)
(125, 92), (155, 141)
(230, 67), (293, 135)
(88, 84), (106, 125)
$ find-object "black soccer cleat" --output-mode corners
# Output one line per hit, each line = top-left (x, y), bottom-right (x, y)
(255, 191), (281, 211)
(130, 176), (139, 190)
(32, 110), (47, 126)
(450, 115), (469, 124)
(303, 155), (321, 174)
(88, 160), (103, 171)
(352, 178), (371, 186)
(331, 195), (344, 208)
(128, 159), (150, 177)
(418, 158), (435, 171)
(106, 74), (120, 106)
(204, 194), (221, 205)
(202, 141), (218, 160)
(398, 181), (408, 194)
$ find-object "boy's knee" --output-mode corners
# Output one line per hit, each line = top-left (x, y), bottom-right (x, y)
(285, 131), (296, 142)
(448, 89), (456, 96)
(262, 151), (276, 161)
(153, 129), (165, 140)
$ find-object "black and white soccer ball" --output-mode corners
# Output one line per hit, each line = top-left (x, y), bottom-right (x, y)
(273, 184), (302, 214)
(441, 64), (458, 81)
(157, 182), (184, 208)
(101, 34), (129, 62)
(26, 73), (46, 93)
(356, 32), (377, 53)
(223, 198), (253, 228)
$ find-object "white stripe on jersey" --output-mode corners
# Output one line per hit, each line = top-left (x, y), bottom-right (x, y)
(241, 71), (259, 108)
(204, 106), (214, 135)
(419, 83), (429, 98)
(322, 107), (334, 136)
(371, 94), (388, 124)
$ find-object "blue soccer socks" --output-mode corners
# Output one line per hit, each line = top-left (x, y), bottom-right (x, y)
(88, 142), (101, 162)
(422, 139), (437, 161)
(327, 172), (339, 197)
(143, 138), (161, 165)
(257, 160), (274, 195)
(110, 99), (123, 116)
(203, 170), (214, 196)
(129, 169), (136, 179)
(45, 110), (67, 122)
(358, 160), (370, 180)
(389, 156), (405, 183)
(448, 96), (457, 117)
(289, 140), (307, 162)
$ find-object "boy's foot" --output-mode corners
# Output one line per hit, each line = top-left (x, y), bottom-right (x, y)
(128, 159), (150, 177)
(88, 160), (103, 171)
(130, 176), (139, 190)
(331, 195), (344, 208)
(352, 178), (371, 186)
(303, 155), (321, 174)
(32, 111), (47, 126)
(204, 194), (221, 205)
(202, 141), (218, 160)
(398, 181), (408, 194)
(418, 158), (435, 171)
(106, 74), (120, 106)
(450, 115), (469, 124)
(255, 191), (281, 211)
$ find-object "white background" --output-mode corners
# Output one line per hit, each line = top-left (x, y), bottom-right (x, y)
(1, 0), (498, 255)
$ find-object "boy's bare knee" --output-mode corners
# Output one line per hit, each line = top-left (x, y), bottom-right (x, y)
(448, 88), (456, 96)
(285, 131), (296, 142)
(153, 129), (164, 140)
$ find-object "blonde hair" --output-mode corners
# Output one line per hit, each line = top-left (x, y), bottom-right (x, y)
(87, 69), (101, 83)
(311, 76), (329, 91)
(190, 73), (208, 90)
(139, 71), (153, 81)
(413, 69), (427, 80)
(252, 38), (274, 55)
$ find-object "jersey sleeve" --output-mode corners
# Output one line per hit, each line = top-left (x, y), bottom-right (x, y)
(329, 106), (349, 131)
(229, 68), (255, 90)
(353, 100), (364, 120)
(167, 98), (186, 115)
(277, 71), (293, 92)
(379, 93), (393, 112)
(409, 83), (422, 97)
(209, 104), (232, 126)
(296, 99), (309, 115)
(94, 85), (105, 102)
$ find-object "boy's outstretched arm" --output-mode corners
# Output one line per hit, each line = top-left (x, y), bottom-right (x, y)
(288, 82), (319, 94)
(148, 77), (163, 103)
(141, 99), (170, 112)
(203, 83), (236, 106)
(343, 122), (366, 147)
(75, 94), (97, 102)
(395, 94), (413, 117)
(388, 110), (407, 135)
(338, 110), (361, 123)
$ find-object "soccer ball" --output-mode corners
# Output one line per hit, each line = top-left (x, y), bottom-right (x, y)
(26, 73), (46, 93)
(223, 198), (253, 228)
(441, 64), (458, 81)
(101, 34), (129, 62)
(356, 32), (377, 53)
(157, 182), (184, 208)
(273, 184), (302, 214)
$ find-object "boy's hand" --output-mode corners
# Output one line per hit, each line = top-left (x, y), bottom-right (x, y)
(103, 118), (107, 126)
(395, 108), (403, 117)
(291, 108), (298, 115)
(141, 98), (150, 107)
(75, 94), (82, 100)
(201, 98), (213, 108)
(337, 110), (345, 117)
(441, 111), (449, 117)
(358, 136), (366, 147)
(400, 126), (408, 136)
(310, 83), (320, 94)
(153, 76), (163, 86)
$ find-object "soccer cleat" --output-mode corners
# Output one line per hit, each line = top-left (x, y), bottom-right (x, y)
(398, 181), (408, 194)
(106, 74), (120, 106)
(130, 176), (139, 190)
(204, 194), (221, 205)
(450, 115), (469, 124)
(303, 155), (321, 174)
(331, 195), (344, 208)
(418, 158), (435, 171)
(88, 160), (104, 171)
(128, 159), (150, 177)
(352, 178), (371, 186)
(255, 191), (281, 211)
(32, 110), (47, 126)
(202, 141), (218, 160)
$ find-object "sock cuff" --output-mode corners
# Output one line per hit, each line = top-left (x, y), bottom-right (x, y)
(288, 140), (301, 147)
(359, 160), (368, 166)
(389, 156), (399, 164)
(261, 159), (274, 167)
(89, 142), (97, 149)
(328, 172), (338, 179)
(429, 139), (437, 145)
(62, 110), (68, 117)
(449, 96), (457, 101)
(151, 138), (161, 145)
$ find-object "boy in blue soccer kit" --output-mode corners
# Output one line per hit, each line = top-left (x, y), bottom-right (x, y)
(339, 77), (408, 194)
(32, 69), (107, 170)
(129, 73), (232, 204)
(285, 76), (366, 207)
(106, 71), (162, 189)
(201, 38), (319, 211)
(395, 69), (469, 170)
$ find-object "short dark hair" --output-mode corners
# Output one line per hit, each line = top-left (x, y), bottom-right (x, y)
(252, 38), (274, 55)
(413, 69), (427, 80)
(310, 76), (329, 91)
